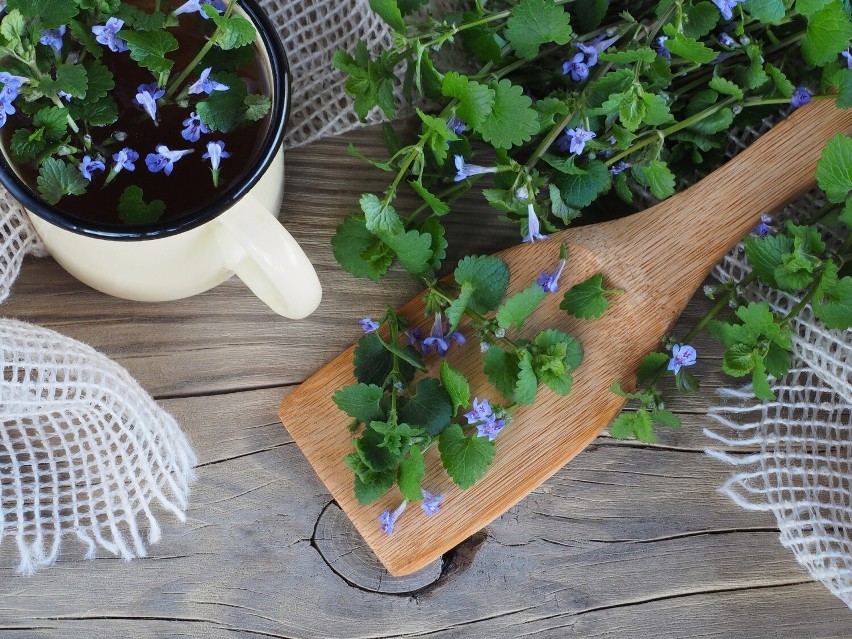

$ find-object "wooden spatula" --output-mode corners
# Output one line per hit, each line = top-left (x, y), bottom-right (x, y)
(280, 99), (852, 576)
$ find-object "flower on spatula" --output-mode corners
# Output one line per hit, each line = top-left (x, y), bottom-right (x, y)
(667, 344), (697, 374)
(378, 500), (407, 535)
(421, 313), (466, 356)
(420, 490), (444, 516)
(145, 146), (194, 175)
(79, 155), (105, 181)
(188, 67), (230, 95)
(92, 17), (128, 53)
(135, 84), (165, 122)
(464, 397), (494, 424)
(536, 257), (566, 293)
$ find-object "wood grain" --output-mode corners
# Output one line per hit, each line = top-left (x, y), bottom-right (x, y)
(279, 100), (852, 576)
(1, 119), (850, 637)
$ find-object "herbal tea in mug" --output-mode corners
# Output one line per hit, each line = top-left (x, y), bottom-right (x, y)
(0, 0), (272, 227)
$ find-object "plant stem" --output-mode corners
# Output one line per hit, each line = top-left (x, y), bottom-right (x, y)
(404, 179), (476, 225)
(425, 282), (521, 350)
(165, 0), (238, 98)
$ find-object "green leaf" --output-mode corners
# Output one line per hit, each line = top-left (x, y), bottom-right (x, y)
(461, 24), (503, 64)
(398, 378), (453, 436)
(439, 424), (496, 489)
(10, 129), (45, 162)
(360, 193), (402, 235)
(454, 255), (510, 314)
(513, 351), (538, 405)
(397, 447), (425, 502)
(561, 273), (621, 319)
(7, 0), (77, 28)
(379, 336), (427, 372)
(244, 94), (271, 122)
(534, 97), (570, 134)
(33, 106), (67, 141)
(352, 466), (396, 504)
(599, 48), (657, 63)
(722, 342), (757, 376)
(353, 332), (394, 386)
(637, 352), (669, 383)
(813, 259), (852, 329)
(410, 181), (449, 216)
(0, 10), (26, 52)
(440, 360), (470, 418)
(549, 183), (581, 224)
(641, 92), (674, 126)
(840, 198), (852, 230)
(496, 284), (546, 332)
(384, 229), (433, 275)
(802, 1), (852, 66)
(446, 282), (474, 332)
(797, 0), (833, 16)
(83, 59), (115, 103)
(441, 72), (495, 129)
(683, 2), (719, 38)
(634, 161), (676, 200)
(553, 160), (611, 208)
(765, 63), (795, 98)
(610, 409), (656, 442)
(743, 0), (786, 23)
(196, 72), (249, 132)
(39, 63), (88, 99)
(117, 186), (165, 224)
(608, 412), (637, 439)
(751, 361), (775, 400)
(419, 217), (447, 272)
(533, 329), (582, 395)
(483, 346), (521, 401)
(368, 0), (406, 32)
(651, 409), (681, 429)
(737, 301), (791, 349)
(504, 0), (573, 60)
(202, 4), (256, 49)
(417, 108), (458, 165)
(764, 341), (791, 379)
(816, 133), (852, 203)
(332, 383), (385, 423)
(744, 233), (794, 288)
(835, 69), (852, 109)
(121, 29), (178, 74)
(662, 25), (717, 63)
(478, 79), (539, 150)
(115, 4), (166, 30)
(709, 76), (745, 99)
(36, 158), (88, 205)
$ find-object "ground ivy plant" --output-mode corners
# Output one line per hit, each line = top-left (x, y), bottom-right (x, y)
(331, 0), (851, 534)
(0, 0), (271, 219)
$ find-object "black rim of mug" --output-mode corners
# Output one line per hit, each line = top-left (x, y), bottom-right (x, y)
(0, 0), (290, 241)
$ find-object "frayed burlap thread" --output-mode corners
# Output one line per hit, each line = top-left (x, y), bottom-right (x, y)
(1, 320), (197, 575)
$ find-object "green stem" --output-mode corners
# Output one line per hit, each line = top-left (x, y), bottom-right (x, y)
(780, 275), (821, 327)
(165, 0), (237, 98)
(404, 179), (476, 225)
(426, 282), (521, 350)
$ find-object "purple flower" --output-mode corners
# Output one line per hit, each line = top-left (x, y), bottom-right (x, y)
(173, 0), (226, 18)
(202, 140), (230, 171)
(476, 418), (506, 441)
(57, 91), (72, 102)
(145, 145), (194, 176)
(92, 17), (129, 53)
(188, 67), (230, 95)
(111, 148), (139, 173)
(420, 490), (444, 517)
(447, 114), (467, 134)
(453, 155), (498, 182)
(843, 50), (852, 70)
(405, 326), (423, 347)
(359, 317), (380, 333)
(667, 344), (697, 374)
(536, 258), (566, 293)
(711, 0), (744, 20)
(791, 87), (810, 108)
(562, 53), (589, 82)
(421, 313), (465, 357)
(40, 25), (66, 53)
(0, 98), (15, 128)
(752, 213), (773, 237)
(464, 397), (494, 425)
(610, 161), (630, 176)
(523, 203), (549, 243)
(575, 41), (598, 66)
(79, 155), (105, 181)
(557, 126), (596, 155)
(181, 111), (210, 142)
(135, 84), (165, 122)
(655, 36), (671, 59)
(719, 33), (737, 48)
(378, 500), (407, 535)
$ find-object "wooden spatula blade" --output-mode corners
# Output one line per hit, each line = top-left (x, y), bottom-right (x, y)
(280, 100), (852, 576)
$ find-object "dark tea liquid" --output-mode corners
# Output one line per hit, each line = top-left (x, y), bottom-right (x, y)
(2, 0), (271, 226)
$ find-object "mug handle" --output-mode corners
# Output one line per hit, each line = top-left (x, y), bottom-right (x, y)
(213, 193), (322, 319)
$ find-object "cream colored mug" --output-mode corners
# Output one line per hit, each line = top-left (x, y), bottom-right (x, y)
(0, 1), (321, 320)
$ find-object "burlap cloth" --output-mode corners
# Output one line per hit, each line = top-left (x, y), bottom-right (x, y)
(1, 2), (850, 611)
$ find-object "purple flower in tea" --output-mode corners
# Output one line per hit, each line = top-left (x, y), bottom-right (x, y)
(420, 490), (444, 516)
(655, 36), (671, 59)
(92, 18), (129, 53)
(453, 155), (499, 182)
(79, 155), (105, 181)
(711, 0), (744, 20)
(791, 87), (810, 108)
(476, 417), (506, 441)
(110, 147), (138, 174)
(536, 257), (566, 293)
(421, 313), (465, 357)
(562, 53), (589, 82)
(557, 126), (596, 155)
(378, 500), (407, 535)
(135, 84), (165, 122)
(173, 0), (226, 18)
(843, 50), (852, 70)
(39, 25), (66, 53)
(188, 67), (230, 95)
(447, 114), (467, 134)
(464, 397), (494, 425)
(0, 72), (26, 103)
(523, 203), (549, 243)
(181, 111), (210, 142)
(202, 140), (230, 171)
(145, 145), (194, 176)
(667, 344), (697, 374)
(359, 317), (380, 333)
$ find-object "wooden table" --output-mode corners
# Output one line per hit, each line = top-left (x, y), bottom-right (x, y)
(2, 125), (851, 638)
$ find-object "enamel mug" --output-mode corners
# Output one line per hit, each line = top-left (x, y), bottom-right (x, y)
(0, 0), (322, 320)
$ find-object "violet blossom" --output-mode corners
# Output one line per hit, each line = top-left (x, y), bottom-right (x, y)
(453, 155), (499, 182)
(40, 26), (66, 53)
(378, 501), (407, 535)
(536, 257), (566, 293)
(655, 36), (671, 59)
(667, 344), (697, 374)
(523, 203), (549, 243)
(111, 148), (139, 174)
(359, 317), (380, 333)
(447, 114), (467, 134)
(92, 17), (129, 53)
(791, 87), (810, 108)
(145, 145), (194, 176)
(711, 0), (745, 21)
(173, 0), (227, 18)
(843, 50), (852, 70)
(420, 490), (444, 516)
(557, 126), (596, 155)
(135, 84), (165, 122)
(188, 67), (230, 95)
(79, 155), (105, 181)
(752, 213), (774, 237)
(421, 313), (465, 356)
(202, 140), (230, 171)
(562, 53), (589, 82)
(181, 111), (210, 142)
